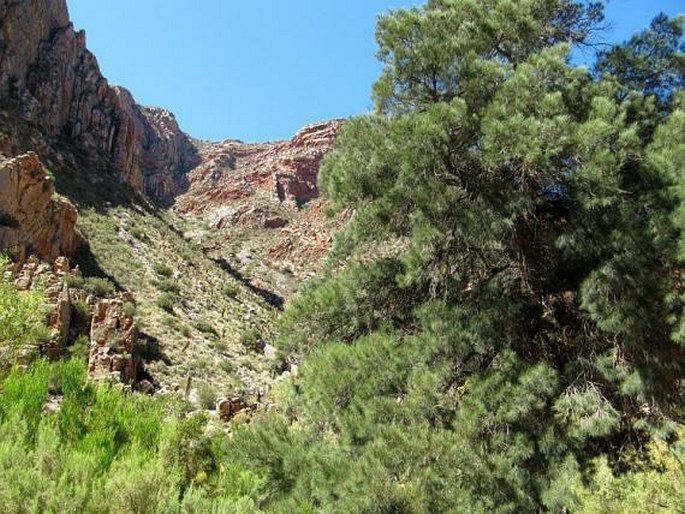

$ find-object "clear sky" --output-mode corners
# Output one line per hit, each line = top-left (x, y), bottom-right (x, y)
(66, 1), (683, 142)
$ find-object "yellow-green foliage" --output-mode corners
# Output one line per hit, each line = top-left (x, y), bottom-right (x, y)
(0, 359), (266, 513)
(572, 434), (685, 513)
(0, 256), (49, 366)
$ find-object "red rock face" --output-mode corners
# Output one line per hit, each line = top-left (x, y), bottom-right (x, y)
(174, 119), (344, 222)
(0, 152), (79, 263)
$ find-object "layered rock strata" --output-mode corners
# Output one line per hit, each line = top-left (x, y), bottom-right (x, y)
(175, 119), (344, 223)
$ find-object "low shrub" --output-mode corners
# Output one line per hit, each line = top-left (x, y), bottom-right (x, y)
(68, 334), (90, 360)
(122, 302), (137, 318)
(71, 299), (91, 322)
(196, 382), (217, 410)
(193, 319), (217, 336)
(239, 328), (263, 351)
(63, 274), (85, 289)
(153, 262), (173, 278)
(84, 277), (116, 297)
(156, 293), (177, 314)
(222, 284), (238, 299)
(153, 278), (180, 294)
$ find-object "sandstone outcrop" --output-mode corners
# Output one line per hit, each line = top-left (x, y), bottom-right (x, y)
(44, 283), (71, 359)
(13, 255), (145, 385)
(0, 152), (79, 263)
(88, 297), (139, 384)
(175, 118), (344, 219)
(0, 0), (198, 202)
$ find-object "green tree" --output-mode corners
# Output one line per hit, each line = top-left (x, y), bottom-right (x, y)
(273, 1), (685, 510)
(595, 13), (685, 106)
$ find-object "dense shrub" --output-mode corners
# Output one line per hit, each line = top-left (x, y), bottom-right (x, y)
(153, 262), (173, 278)
(0, 257), (49, 367)
(84, 277), (116, 297)
(156, 292), (177, 314)
(0, 359), (265, 511)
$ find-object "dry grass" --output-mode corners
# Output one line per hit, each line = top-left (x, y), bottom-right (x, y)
(78, 205), (278, 397)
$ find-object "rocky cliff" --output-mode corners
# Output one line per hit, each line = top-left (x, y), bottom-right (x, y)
(174, 119), (345, 297)
(0, 0), (346, 400)
(0, 152), (79, 262)
(0, 0), (198, 202)
(175, 119), (343, 223)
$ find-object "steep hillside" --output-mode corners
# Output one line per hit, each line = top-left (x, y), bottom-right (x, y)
(0, 0), (340, 400)
(176, 119), (345, 297)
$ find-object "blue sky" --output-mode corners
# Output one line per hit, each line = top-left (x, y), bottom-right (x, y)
(66, 1), (683, 142)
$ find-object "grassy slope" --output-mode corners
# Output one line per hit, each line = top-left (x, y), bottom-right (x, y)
(77, 202), (280, 397)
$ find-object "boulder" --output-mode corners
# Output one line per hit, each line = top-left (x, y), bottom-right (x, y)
(216, 396), (248, 421)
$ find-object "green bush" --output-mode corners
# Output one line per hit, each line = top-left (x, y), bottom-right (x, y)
(239, 328), (262, 351)
(0, 257), (50, 367)
(71, 299), (91, 321)
(129, 226), (149, 243)
(62, 274), (85, 289)
(193, 319), (217, 336)
(153, 262), (173, 278)
(153, 278), (180, 293)
(196, 382), (217, 410)
(122, 301), (137, 318)
(156, 293), (177, 314)
(84, 277), (116, 297)
(0, 356), (267, 511)
(67, 334), (90, 360)
(222, 284), (238, 298)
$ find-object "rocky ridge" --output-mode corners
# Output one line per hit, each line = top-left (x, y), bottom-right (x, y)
(176, 119), (344, 222)
(175, 119), (345, 295)
(0, 0), (198, 202)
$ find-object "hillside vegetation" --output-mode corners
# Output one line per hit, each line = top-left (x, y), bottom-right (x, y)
(1, 0), (685, 512)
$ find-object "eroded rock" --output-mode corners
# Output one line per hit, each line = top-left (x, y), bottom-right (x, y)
(0, 1), (199, 202)
(88, 298), (139, 384)
(0, 153), (79, 263)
